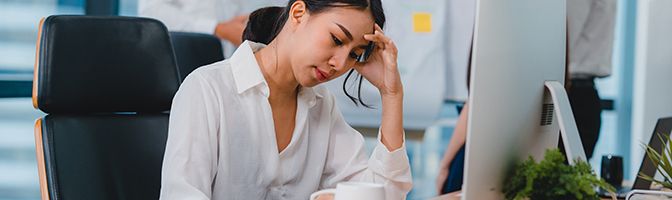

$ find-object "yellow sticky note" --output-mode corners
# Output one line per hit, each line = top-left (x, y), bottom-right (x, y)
(413, 12), (432, 33)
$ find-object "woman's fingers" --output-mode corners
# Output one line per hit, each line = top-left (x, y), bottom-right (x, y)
(363, 33), (384, 49)
(315, 194), (334, 200)
(364, 30), (389, 43)
(363, 25), (397, 55)
(374, 23), (383, 32)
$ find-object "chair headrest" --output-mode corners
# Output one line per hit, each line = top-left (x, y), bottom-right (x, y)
(33, 15), (181, 114)
(169, 31), (224, 81)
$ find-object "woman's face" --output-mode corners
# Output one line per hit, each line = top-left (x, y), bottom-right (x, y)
(286, 5), (375, 88)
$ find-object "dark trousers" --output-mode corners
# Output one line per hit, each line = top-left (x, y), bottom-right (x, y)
(568, 77), (602, 159)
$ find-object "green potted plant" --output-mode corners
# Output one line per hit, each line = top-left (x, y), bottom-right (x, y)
(639, 133), (672, 189)
(503, 149), (616, 200)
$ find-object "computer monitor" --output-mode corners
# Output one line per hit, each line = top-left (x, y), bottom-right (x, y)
(462, 0), (586, 199)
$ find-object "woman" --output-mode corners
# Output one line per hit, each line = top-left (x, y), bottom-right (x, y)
(160, 0), (412, 199)
(435, 104), (468, 195)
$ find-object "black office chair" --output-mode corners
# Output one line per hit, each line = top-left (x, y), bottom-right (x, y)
(32, 15), (180, 200)
(169, 31), (225, 81)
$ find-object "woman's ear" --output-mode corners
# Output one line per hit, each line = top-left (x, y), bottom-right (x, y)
(288, 1), (308, 25)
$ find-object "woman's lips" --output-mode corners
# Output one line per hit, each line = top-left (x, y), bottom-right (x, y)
(315, 68), (329, 81)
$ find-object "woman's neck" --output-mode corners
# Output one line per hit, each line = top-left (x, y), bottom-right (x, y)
(254, 40), (299, 101)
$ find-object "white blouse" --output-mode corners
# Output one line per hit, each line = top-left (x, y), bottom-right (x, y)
(159, 41), (413, 200)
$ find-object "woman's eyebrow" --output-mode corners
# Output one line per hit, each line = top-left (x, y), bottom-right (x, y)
(334, 22), (353, 41)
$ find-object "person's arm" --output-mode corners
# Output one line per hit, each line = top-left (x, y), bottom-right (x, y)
(139, 0), (247, 45)
(317, 23), (411, 200)
(318, 93), (412, 200)
(214, 15), (247, 46)
(353, 24), (405, 152)
(160, 72), (221, 200)
(139, 0), (218, 34)
(436, 103), (469, 194)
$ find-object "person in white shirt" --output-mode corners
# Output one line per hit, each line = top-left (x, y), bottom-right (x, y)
(566, 0), (617, 159)
(160, 0), (413, 200)
(139, 0), (285, 54)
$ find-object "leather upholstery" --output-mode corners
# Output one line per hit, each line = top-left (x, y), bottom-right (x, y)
(34, 15), (180, 114)
(33, 15), (179, 200)
(169, 31), (224, 81)
(38, 114), (169, 200)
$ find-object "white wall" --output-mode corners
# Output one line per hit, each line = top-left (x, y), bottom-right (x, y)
(630, 0), (672, 178)
(443, 0), (476, 102)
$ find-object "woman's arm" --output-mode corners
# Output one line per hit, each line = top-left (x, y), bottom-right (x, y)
(355, 24), (405, 151)
(379, 93), (404, 151)
(318, 24), (412, 198)
(319, 94), (412, 200)
(436, 103), (469, 193)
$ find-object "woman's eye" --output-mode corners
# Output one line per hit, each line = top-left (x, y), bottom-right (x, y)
(349, 52), (360, 59)
(331, 34), (343, 46)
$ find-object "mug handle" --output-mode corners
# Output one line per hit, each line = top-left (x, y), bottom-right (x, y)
(310, 189), (336, 200)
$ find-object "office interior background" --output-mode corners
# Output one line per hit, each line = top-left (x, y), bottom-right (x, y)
(1, 0), (671, 199)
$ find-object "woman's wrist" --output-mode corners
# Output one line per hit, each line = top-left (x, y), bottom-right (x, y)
(379, 87), (404, 151)
(381, 90), (403, 102)
(380, 93), (403, 119)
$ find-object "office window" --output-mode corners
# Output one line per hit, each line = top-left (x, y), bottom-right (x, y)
(0, 0), (84, 73)
(119, 0), (138, 16)
(0, 1), (84, 199)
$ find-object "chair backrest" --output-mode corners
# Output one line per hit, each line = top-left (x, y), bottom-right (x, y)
(169, 31), (224, 81)
(33, 15), (180, 200)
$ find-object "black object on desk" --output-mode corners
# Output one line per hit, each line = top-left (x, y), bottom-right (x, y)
(601, 155), (624, 188)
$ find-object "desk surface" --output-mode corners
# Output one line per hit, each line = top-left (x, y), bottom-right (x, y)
(430, 191), (617, 200)
(427, 191), (459, 200)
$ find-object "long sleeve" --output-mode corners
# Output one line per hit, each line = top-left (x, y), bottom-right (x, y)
(160, 72), (221, 200)
(319, 95), (413, 200)
(567, 0), (617, 77)
(139, 0), (219, 34)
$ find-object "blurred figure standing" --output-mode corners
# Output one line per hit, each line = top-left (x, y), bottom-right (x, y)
(139, 0), (285, 55)
(566, 0), (617, 159)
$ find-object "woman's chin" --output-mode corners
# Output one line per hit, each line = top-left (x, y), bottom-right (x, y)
(299, 79), (324, 88)
(301, 82), (319, 88)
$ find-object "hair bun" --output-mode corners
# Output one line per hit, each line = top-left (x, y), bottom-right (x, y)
(242, 6), (285, 44)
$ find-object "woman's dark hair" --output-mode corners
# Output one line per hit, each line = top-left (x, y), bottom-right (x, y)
(242, 0), (386, 108)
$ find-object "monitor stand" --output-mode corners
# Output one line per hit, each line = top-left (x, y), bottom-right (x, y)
(545, 81), (588, 165)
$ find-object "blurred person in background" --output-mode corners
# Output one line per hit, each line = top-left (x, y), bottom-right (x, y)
(139, 0), (285, 55)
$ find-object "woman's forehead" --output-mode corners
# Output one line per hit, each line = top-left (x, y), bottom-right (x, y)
(313, 7), (375, 35)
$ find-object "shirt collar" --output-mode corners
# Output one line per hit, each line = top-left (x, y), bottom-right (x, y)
(298, 86), (323, 108)
(230, 40), (269, 96)
(230, 40), (323, 103)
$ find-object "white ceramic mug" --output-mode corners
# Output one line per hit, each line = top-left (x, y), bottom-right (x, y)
(309, 182), (385, 200)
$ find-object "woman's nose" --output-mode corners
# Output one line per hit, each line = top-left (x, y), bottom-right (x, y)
(328, 50), (353, 72)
